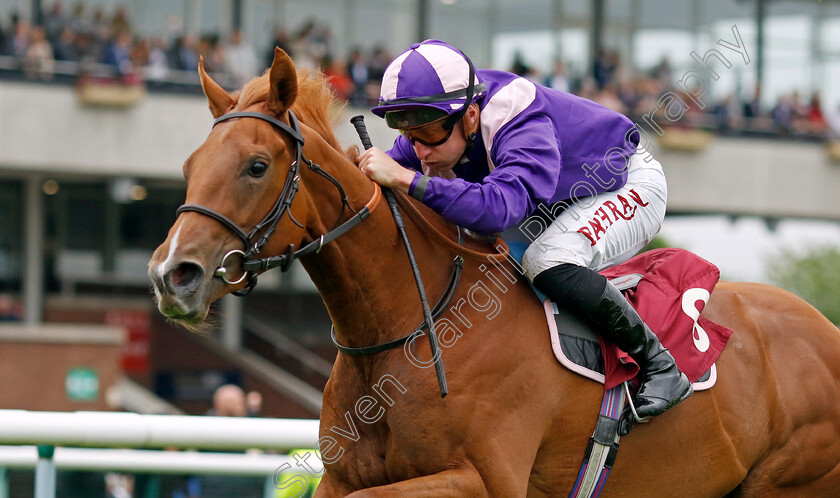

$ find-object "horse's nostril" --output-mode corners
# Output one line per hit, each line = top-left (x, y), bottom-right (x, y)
(167, 262), (204, 293)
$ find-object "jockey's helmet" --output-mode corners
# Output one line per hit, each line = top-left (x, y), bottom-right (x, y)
(371, 40), (486, 140)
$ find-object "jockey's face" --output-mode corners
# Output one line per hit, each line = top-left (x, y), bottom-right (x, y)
(411, 104), (478, 175)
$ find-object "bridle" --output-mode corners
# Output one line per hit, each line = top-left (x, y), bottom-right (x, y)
(176, 110), (381, 295)
(177, 109), (458, 398)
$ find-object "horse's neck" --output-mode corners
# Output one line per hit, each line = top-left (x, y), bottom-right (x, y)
(296, 143), (453, 349)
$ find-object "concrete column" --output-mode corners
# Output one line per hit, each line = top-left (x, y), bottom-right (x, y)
(343, 0), (357, 59)
(629, 0), (642, 70)
(551, 0), (564, 64)
(221, 294), (243, 351)
(184, 0), (200, 38)
(272, 0), (285, 31)
(485, 0), (498, 68)
(755, 0), (765, 102)
(590, 0), (605, 77)
(417, 0), (429, 42)
(32, 0), (43, 25)
(811, 3), (824, 93)
(24, 175), (44, 326)
(232, 0), (243, 31)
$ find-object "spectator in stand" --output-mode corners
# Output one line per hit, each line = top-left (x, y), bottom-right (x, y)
(593, 83), (625, 114)
(770, 94), (795, 135)
(650, 56), (672, 91)
(11, 18), (30, 59)
(224, 28), (258, 88)
(545, 58), (569, 93)
(592, 48), (618, 89)
(742, 85), (761, 119)
(710, 95), (737, 133)
(207, 384), (248, 417)
(616, 79), (641, 116)
(42, 3), (66, 45)
(198, 34), (226, 75)
(101, 29), (135, 80)
(510, 50), (531, 77)
(366, 44), (391, 104)
(807, 91), (827, 135)
(168, 34), (198, 72)
(347, 47), (369, 106)
(826, 103), (840, 140)
(143, 37), (169, 82)
(169, 384), (265, 497)
(53, 27), (78, 61)
(266, 29), (291, 68)
(290, 20), (319, 70)
(24, 26), (54, 80)
(322, 54), (354, 101)
(90, 8), (110, 45)
(308, 24), (331, 67)
(246, 390), (263, 417)
(73, 30), (97, 65)
(110, 5), (131, 36)
(68, 2), (91, 37)
(0, 295), (21, 321)
(130, 36), (149, 69)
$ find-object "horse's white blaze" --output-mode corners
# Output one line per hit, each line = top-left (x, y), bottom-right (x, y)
(157, 222), (183, 281)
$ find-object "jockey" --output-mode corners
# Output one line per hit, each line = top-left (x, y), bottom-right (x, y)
(358, 39), (692, 429)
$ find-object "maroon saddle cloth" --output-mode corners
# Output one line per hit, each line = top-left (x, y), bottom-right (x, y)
(545, 248), (734, 390)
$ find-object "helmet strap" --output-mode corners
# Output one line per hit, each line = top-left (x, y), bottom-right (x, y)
(458, 105), (478, 164)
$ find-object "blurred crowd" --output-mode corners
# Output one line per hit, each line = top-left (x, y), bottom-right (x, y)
(0, 4), (393, 103)
(513, 49), (840, 141)
(2, 5), (839, 141)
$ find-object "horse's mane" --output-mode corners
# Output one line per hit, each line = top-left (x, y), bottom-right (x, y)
(234, 68), (344, 153)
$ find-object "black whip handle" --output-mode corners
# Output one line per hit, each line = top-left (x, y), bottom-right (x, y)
(350, 115), (374, 150)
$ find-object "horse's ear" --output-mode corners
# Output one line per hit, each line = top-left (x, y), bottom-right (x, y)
(198, 56), (235, 118)
(267, 47), (298, 115)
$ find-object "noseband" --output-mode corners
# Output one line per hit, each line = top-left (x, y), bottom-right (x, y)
(176, 110), (381, 295)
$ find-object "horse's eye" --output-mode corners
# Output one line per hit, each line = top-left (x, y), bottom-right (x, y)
(248, 161), (269, 178)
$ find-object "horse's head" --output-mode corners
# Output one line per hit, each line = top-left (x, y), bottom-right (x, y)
(149, 48), (315, 324)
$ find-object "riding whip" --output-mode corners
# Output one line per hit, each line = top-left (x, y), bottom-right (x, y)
(350, 115), (448, 398)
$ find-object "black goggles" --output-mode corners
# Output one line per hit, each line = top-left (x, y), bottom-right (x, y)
(397, 115), (458, 147)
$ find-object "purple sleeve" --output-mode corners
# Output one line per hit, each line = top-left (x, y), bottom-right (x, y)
(421, 114), (562, 233)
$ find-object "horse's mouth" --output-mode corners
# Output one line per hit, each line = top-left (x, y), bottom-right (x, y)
(155, 294), (209, 324)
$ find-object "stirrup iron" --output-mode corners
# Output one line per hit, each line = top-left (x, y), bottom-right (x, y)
(622, 381), (652, 424)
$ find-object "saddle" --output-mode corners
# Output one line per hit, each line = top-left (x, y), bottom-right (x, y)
(508, 245), (733, 391)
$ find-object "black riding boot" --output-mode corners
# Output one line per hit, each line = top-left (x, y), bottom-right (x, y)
(587, 281), (693, 423)
(533, 264), (693, 432)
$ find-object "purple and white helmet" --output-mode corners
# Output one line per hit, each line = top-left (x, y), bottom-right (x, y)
(371, 40), (486, 129)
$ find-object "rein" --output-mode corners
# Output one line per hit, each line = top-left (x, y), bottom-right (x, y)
(176, 110), (382, 295)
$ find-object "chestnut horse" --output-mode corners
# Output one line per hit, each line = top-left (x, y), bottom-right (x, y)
(149, 49), (840, 497)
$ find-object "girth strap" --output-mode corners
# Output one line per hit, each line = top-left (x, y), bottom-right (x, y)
(331, 255), (464, 356)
